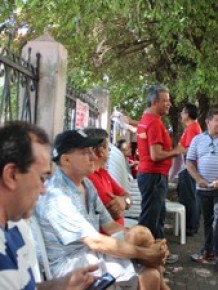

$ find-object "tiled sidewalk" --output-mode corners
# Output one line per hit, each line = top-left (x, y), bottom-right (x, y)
(165, 218), (218, 290)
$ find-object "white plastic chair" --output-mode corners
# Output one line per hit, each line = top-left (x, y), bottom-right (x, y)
(107, 144), (186, 244)
(165, 200), (186, 244)
(30, 216), (53, 280)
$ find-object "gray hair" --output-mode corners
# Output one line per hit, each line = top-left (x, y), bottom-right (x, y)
(146, 84), (169, 107)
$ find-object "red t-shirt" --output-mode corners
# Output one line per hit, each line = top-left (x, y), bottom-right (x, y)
(128, 156), (139, 178)
(179, 121), (202, 148)
(137, 113), (172, 176)
(88, 168), (125, 227)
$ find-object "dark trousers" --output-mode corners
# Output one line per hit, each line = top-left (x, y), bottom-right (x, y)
(137, 173), (168, 239)
(198, 192), (218, 255)
(177, 169), (201, 233)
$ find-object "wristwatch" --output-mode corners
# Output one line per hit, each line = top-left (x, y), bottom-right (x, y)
(124, 197), (131, 210)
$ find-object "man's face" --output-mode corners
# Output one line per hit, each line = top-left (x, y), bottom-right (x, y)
(63, 147), (97, 178)
(12, 142), (51, 220)
(180, 108), (189, 123)
(207, 114), (218, 136)
(95, 140), (110, 165)
(155, 92), (171, 116)
(121, 141), (132, 157)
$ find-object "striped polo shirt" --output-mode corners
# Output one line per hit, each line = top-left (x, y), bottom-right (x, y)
(187, 131), (218, 191)
(0, 224), (36, 290)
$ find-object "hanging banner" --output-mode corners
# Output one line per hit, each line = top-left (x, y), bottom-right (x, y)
(75, 98), (89, 128)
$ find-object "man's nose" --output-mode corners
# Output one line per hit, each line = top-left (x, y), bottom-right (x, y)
(40, 183), (47, 196)
(90, 149), (98, 160)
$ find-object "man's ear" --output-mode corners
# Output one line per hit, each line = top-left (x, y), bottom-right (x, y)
(205, 119), (209, 126)
(1, 163), (18, 190)
(95, 148), (102, 158)
(60, 154), (71, 166)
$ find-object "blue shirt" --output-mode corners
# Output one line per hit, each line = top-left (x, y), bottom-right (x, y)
(0, 224), (36, 290)
(187, 131), (218, 191)
(35, 167), (113, 277)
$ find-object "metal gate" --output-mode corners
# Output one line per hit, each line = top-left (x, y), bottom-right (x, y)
(0, 32), (40, 125)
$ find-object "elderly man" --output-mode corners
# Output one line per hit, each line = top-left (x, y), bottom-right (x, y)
(36, 129), (169, 290)
(0, 121), (98, 290)
(186, 108), (218, 263)
(137, 84), (184, 263)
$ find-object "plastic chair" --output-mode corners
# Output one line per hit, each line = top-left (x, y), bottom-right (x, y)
(166, 200), (186, 245)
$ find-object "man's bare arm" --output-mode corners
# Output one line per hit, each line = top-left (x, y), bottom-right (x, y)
(82, 233), (167, 268)
(150, 143), (185, 162)
(186, 160), (207, 188)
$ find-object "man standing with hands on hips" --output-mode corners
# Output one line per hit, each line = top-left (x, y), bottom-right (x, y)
(137, 84), (184, 263)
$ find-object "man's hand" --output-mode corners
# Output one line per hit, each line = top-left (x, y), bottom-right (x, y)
(66, 264), (98, 290)
(106, 193), (126, 220)
(197, 177), (208, 188)
(210, 180), (218, 188)
(136, 239), (168, 268)
(174, 143), (186, 156)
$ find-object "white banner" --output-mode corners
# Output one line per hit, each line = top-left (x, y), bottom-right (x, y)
(75, 98), (89, 129)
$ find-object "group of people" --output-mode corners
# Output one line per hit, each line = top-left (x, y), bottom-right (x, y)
(0, 121), (169, 290)
(1, 84), (218, 290)
(128, 85), (218, 265)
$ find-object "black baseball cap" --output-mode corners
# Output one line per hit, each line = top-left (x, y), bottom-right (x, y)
(52, 129), (103, 162)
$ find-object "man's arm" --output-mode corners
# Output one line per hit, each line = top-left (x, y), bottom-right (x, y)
(37, 265), (98, 290)
(150, 143), (185, 162)
(101, 220), (125, 236)
(106, 191), (132, 220)
(186, 160), (208, 188)
(82, 231), (167, 268)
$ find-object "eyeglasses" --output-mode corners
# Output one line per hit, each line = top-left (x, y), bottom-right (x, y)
(209, 141), (215, 154)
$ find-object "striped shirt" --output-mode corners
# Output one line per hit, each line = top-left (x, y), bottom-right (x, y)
(35, 167), (113, 277)
(0, 224), (36, 290)
(187, 131), (218, 191)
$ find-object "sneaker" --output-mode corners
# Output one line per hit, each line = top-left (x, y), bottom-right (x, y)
(191, 251), (215, 264)
(166, 253), (179, 264)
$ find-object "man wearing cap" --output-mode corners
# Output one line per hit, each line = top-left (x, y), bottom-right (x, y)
(0, 121), (99, 290)
(35, 129), (169, 290)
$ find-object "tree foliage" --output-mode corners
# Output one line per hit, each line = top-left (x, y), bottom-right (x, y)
(1, 0), (218, 136)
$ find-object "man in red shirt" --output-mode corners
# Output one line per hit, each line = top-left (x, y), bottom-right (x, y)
(137, 85), (184, 243)
(86, 128), (132, 230)
(178, 103), (202, 236)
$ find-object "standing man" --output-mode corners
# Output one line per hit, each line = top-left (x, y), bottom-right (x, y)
(137, 85), (184, 262)
(186, 108), (218, 263)
(177, 103), (202, 236)
(0, 121), (98, 290)
(36, 129), (169, 290)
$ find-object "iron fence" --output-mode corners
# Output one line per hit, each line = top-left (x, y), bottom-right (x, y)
(64, 87), (99, 130)
(0, 33), (40, 125)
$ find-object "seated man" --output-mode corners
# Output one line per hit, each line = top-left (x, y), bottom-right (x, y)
(116, 139), (133, 177)
(0, 121), (98, 290)
(85, 128), (132, 229)
(36, 129), (170, 290)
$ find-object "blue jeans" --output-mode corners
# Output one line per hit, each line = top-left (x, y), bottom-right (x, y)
(137, 173), (168, 239)
(198, 192), (218, 255)
(177, 169), (201, 233)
